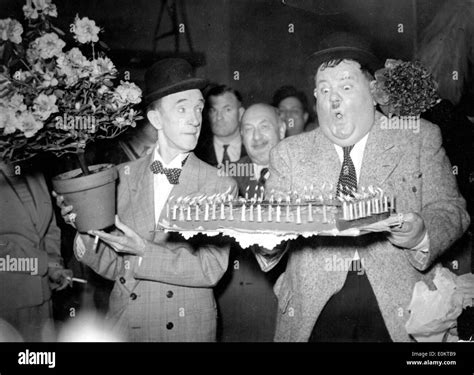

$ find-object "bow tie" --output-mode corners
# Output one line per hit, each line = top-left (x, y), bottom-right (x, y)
(150, 156), (189, 185)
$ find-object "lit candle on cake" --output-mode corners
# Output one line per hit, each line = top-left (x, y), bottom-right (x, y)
(220, 201), (225, 219)
(249, 203), (254, 221)
(342, 201), (347, 220)
(390, 196), (395, 213)
(172, 204), (178, 220)
(384, 196), (388, 212)
(286, 195), (291, 222)
(366, 199), (371, 216)
(186, 203), (192, 221)
(296, 198), (301, 224)
(204, 202), (210, 221)
(349, 202), (354, 220)
(308, 202), (313, 222)
(195, 202), (200, 220)
(211, 198), (217, 220)
(257, 203), (262, 222)
(179, 205), (185, 221)
(229, 200), (234, 221)
(245, 185), (249, 201)
(276, 197), (281, 222)
(241, 203), (246, 221)
(323, 203), (328, 223)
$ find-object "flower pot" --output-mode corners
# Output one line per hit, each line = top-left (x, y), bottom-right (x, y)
(52, 164), (118, 232)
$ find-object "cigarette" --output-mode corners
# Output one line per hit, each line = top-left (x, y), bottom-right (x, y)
(92, 234), (99, 252)
(67, 277), (88, 284)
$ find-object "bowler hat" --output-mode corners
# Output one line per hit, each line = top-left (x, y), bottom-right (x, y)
(144, 58), (208, 104)
(306, 32), (381, 76)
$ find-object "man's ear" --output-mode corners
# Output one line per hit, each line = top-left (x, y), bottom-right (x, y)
(369, 80), (377, 106)
(278, 118), (287, 140)
(147, 109), (162, 131)
(238, 106), (245, 121)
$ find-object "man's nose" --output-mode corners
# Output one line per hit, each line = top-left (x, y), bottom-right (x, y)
(189, 113), (200, 126)
(253, 128), (263, 141)
(330, 92), (342, 108)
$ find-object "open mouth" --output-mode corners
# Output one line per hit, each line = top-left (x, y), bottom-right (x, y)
(334, 110), (344, 120)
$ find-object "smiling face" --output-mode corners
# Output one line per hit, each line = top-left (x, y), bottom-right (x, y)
(241, 104), (286, 166)
(147, 89), (204, 157)
(314, 60), (376, 147)
(208, 92), (244, 138)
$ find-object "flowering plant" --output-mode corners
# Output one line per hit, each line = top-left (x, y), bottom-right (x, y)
(0, 0), (142, 170)
(372, 59), (441, 117)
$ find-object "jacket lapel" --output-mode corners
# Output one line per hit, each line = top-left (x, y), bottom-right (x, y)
(128, 153), (155, 239)
(359, 112), (402, 189)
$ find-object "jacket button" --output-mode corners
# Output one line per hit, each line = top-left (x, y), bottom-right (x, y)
(166, 322), (174, 330)
(119, 277), (126, 284)
(130, 293), (137, 300)
(166, 291), (173, 298)
(412, 186), (417, 193)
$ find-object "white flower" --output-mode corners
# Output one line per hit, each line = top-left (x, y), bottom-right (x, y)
(39, 71), (58, 88)
(17, 111), (43, 138)
(0, 107), (20, 135)
(0, 19), (23, 44)
(97, 85), (109, 95)
(8, 94), (27, 113)
(71, 16), (100, 44)
(33, 93), (58, 120)
(13, 69), (32, 81)
(90, 57), (116, 81)
(114, 81), (142, 105)
(23, 0), (58, 19)
(56, 48), (90, 86)
(32, 32), (65, 59)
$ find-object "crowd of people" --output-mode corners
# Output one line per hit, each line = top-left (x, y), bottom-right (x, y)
(0, 33), (472, 343)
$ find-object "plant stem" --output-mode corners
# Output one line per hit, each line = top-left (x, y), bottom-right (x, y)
(77, 150), (90, 175)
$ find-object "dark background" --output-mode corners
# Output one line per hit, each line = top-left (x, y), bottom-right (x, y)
(0, 0), (448, 106)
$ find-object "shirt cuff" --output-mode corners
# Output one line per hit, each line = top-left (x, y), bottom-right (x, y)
(75, 235), (87, 259)
(410, 232), (429, 253)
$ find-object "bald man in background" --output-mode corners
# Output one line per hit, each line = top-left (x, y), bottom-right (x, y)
(215, 104), (287, 342)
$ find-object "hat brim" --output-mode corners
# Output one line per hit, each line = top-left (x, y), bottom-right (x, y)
(145, 78), (208, 105)
(306, 46), (381, 77)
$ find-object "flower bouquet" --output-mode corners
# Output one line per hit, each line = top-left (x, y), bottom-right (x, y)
(0, 0), (143, 231)
(372, 59), (441, 117)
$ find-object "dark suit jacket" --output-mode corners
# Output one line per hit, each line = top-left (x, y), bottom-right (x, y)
(0, 171), (62, 311)
(195, 137), (247, 167)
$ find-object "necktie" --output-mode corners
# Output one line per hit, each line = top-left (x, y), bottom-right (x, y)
(150, 156), (188, 185)
(258, 167), (269, 186)
(336, 145), (357, 197)
(222, 144), (231, 164)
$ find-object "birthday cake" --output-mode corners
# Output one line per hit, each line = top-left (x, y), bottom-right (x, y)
(158, 186), (402, 248)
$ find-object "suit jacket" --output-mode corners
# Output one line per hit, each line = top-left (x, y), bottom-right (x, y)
(75, 152), (237, 342)
(265, 112), (470, 342)
(195, 136), (247, 167)
(0, 171), (62, 311)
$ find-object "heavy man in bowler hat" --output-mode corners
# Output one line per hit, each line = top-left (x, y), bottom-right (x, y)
(258, 34), (469, 341)
(56, 58), (237, 341)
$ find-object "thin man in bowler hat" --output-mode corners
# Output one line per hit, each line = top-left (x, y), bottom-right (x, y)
(55, 58), (238, 341)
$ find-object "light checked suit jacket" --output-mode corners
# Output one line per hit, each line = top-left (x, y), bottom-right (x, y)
(74, 152), (237, 342)
(265, 111), (470, 342)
